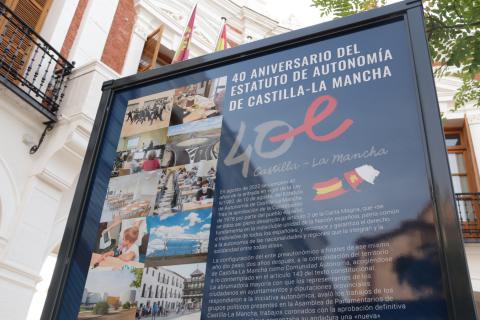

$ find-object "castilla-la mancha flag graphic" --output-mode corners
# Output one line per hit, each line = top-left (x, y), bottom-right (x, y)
(314, 165), (380, 200)
(172, 4), (197, 63)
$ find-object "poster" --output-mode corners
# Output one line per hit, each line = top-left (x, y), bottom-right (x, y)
(78, 77), (226, 319)
(69, 15), (461, 320)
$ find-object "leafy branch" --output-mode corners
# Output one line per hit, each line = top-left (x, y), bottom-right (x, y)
(311, 0), (480, 109)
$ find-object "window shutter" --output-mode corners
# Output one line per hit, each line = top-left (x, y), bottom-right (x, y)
(0, 0), (52, 82)
(7, 0), (52, 32)
(138, 25), (165, 72)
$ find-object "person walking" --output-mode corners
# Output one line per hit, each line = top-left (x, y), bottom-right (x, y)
(152, 302), (159, 320)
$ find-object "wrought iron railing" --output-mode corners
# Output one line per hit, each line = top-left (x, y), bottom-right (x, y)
(455, 193), (480, 240)
(0, 2), (74, 122)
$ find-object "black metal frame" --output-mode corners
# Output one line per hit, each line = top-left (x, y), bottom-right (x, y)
(41, 1), (476, 319)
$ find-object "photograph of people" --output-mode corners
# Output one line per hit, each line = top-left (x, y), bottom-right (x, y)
(112, 129), (167, 177)
(121, 89), (174, 137)
(101, 171), (160, 223)
(164, 116), (222, 168)
(135, 263), (206, 320)
(145, 209), (211, 267)
(91, 217), (148, 270)
(169, 76), (226, 126)
(154, 160), (217, 215)
(195, 180), (213, 201)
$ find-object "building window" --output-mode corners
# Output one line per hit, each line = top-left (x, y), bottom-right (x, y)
(445, 123), (480, 238)
(141, 284), (146, 298)
(446, 132), (470, 193)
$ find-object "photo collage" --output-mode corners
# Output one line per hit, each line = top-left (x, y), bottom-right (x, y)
(78, 76), (226, 320)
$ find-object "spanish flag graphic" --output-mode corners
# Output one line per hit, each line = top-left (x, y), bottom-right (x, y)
(313, 177), (347, 200)
(313, 165), (380, 201)
(172, 4), (197, 64)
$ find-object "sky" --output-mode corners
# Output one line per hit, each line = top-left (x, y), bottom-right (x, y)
(84, 269), (136, 295)
(164, 262), (207, 278)
(232, 0), (329, 28)
(147, 209), (212, 255)
(232, 0), (402, 29)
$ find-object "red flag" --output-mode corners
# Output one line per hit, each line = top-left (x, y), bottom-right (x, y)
(172, 4), (197, 63)
(344, 169), (364, 191)
(215, 19), (228, 51)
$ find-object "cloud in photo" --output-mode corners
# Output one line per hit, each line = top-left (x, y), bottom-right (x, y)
(146, 209), (213, 257)
(185, 212), (201, 227)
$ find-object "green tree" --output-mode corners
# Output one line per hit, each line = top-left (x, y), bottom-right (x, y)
(130, 268), (143, 288)
(311, 0), (480, 109)
(93, 301), (109, 315)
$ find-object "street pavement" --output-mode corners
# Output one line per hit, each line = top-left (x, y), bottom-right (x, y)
(78, 309), (136, 319)
(139, 311), (201, 320)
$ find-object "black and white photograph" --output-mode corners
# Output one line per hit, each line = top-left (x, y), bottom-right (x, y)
(121, 90), (174, 137)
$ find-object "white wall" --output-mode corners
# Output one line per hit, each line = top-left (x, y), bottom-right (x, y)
(69, 0), (120, 68)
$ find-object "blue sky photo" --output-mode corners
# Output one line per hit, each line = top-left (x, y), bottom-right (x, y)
(146, 209), (212, 258)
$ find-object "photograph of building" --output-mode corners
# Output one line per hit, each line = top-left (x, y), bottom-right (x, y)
(136, 263), (206, 320)
(181, 265), (206, 313)
(146, 209), (211, 267)
(136, 266), (185, 319)
(78, 268), (139, 319)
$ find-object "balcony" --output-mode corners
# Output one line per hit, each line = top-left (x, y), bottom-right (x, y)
(0, 2), (74, 122)
(455, 193), (480, 241)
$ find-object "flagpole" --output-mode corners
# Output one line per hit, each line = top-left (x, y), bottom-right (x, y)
(214, 17), (227, 51)
(214, 17), (228, 52)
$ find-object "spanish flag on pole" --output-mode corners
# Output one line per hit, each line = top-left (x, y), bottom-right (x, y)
(215, 18), (228, 51)
(172, 4), (197, 64)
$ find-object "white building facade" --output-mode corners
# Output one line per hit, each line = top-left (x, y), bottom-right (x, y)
(0, 1), (477, 319)
(137, 266), (185, 313)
